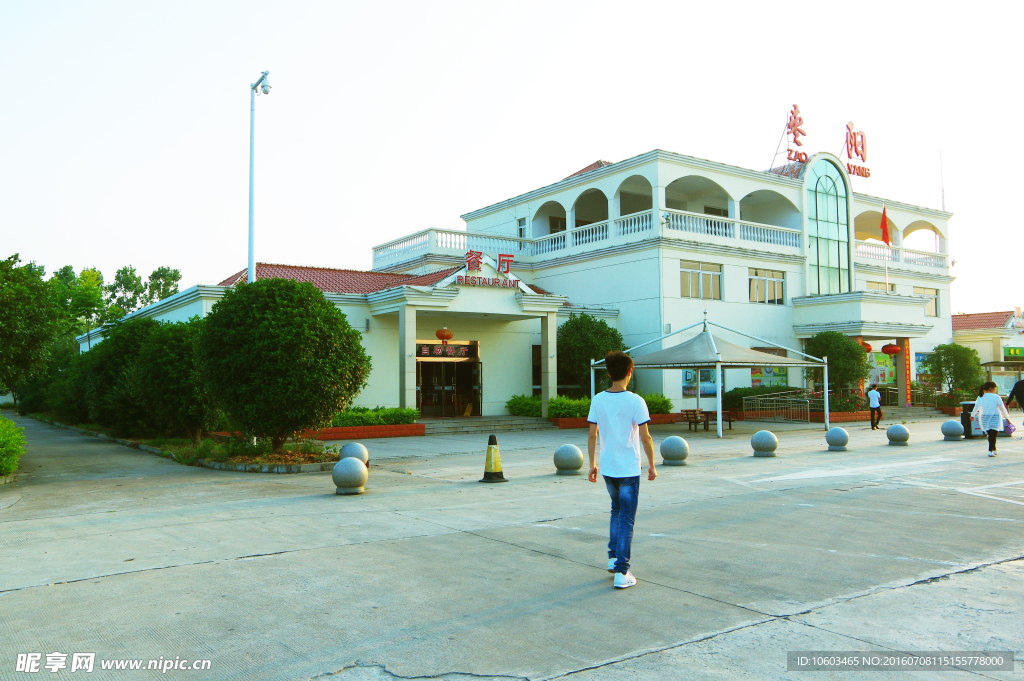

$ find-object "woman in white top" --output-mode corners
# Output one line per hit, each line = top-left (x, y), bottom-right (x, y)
(972, 381), (1011, 456)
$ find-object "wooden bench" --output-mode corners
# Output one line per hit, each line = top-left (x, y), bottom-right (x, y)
(703, 409), (734, 431)
(680, 409), (709, 432)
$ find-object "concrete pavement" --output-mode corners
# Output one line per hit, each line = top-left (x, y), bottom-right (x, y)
(1, 413), (1022, 680)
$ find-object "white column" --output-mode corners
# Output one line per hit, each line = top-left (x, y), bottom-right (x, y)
(540, 311), (557, 417)
(715, 362), (723, 438)
(567, 207), (575, 231)
(654, 184), (667, 236)
(398, 305), (417, 409)
(727, 198), (741, 220)
(609, 194), (620, 237)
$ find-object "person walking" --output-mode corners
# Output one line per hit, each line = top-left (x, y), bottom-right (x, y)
(1007, 378), (1024, 412)
(867, 384), (883, 430)
(972, 381), (1011, 457)
(587, 350), (657, 589)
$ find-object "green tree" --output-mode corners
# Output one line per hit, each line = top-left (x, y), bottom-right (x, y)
(921, 343), (984, 393)
(138, 319), (222, 443)
(145, 266), (182, 304)
(556, 313), (626, 391)
(70, 269), (106, 346)
(199, 279), (371, 452)
(0, 255), (64, 405)
(104, 266), (147, 320)
(83, 317), (161, 431)
(805, 331), (870, 390)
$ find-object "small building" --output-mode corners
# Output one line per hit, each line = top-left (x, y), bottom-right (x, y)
(78, 149), (956, 415)
(952, 308), (1024, 394)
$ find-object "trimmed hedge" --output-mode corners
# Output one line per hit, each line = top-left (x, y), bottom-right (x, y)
(0, 415), (26, 476)
(548, 396), (591, 419)
(332, 407), (419, 427)
(722, 385), (799, 411)
(505, 394), (542, 417)
(640, 392), (672, 415)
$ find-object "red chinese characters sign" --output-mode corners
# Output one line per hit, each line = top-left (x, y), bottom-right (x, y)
(465, 250), (483, 271)
(457, 275), (520, 288)
(786, 104), (809, 163)
(416, 343), (478, 359)
(845, 121), (870, 177)
(459, 251), (518, 287)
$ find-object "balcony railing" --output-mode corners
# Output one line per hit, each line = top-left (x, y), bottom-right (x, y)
(855, 240), (947, 269)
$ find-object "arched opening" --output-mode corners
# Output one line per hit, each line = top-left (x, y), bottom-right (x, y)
(903, 220), (943, 253)
(572, 188), (608, 227)
(806, 159), (851, 295)
(854, 210), (898, 244)
(531, 201), (567, 237)
(739, 189), (800, 228)
(616, 175), (653, 216)
(665, 176), (731, 217)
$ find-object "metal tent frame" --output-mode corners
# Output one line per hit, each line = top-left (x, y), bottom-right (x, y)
(590, 316), (830, 438)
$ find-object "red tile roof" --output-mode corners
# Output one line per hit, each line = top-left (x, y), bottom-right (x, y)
(952, 311), (1014, 331)
(564, 160), (613, 180)
(217, 263), (461, 294)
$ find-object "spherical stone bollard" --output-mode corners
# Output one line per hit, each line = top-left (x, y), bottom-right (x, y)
(553, 444), (584, 475)
(340, 442), (369, 465)
(332, 457), (368, 495)
(751, 430), (779, 457)
(941, 419), (964, 441)
(825, 427), (850, 452)
(660, 436), (689, 466)
(886, 424), (911, 446)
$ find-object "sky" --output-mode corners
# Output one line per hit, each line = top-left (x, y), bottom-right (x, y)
(2, 1), (1021, 314)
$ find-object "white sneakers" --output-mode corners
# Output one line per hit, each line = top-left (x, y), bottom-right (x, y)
(614, 571), (637, 589)
(607, 558), (616, 572)
(989, 451), (997, 457)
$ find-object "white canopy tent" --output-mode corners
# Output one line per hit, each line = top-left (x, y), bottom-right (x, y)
(591, 317), (829, 437)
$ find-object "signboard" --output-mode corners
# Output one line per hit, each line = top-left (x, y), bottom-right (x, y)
(456, 275), (520, 288)
(845, 122), (871, 177)
(417, 343), (478, 360)
(1005, 347), (1023, 360)
(683, 369), (721, 397)
(868, 352), (896, 385)
(752, 366), (788, 388)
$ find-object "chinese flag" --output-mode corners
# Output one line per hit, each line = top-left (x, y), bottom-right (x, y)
(879, 207), (890, 246)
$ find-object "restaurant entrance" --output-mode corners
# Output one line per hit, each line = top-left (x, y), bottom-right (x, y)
(415, 341), (481, 417)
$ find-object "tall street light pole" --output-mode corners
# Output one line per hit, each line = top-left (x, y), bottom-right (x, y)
(248, 70), (271, 283)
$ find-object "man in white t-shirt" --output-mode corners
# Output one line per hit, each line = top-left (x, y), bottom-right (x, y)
(867, 384), (882, 430)
(587, 350), (657, 589)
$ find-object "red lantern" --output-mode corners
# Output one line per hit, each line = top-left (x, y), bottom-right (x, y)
(861, 342), (873, 353)
(881, 343), (901, 356)
(435, 327), (454, 345)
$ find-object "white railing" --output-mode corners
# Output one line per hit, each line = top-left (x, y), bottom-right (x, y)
(615, 211), (653, 236)
(467, 233), (529, 255)
(532, 231), (567, 255)
(665, 210), (735, 238)
(571, 221), (610, 247)
(434, 230), (467, 250)
(739, 222), (802, 248)
(902, 249), (947, 268)
(855, 241), (947, 269)
(373, 231), (430, 266)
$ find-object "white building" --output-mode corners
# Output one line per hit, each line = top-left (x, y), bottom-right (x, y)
(79, 149), (955, 416)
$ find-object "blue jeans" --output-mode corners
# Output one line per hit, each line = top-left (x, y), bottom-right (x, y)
(604, 475), (640, 574)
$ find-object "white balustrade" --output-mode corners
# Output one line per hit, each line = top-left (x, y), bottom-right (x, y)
(664, 210), (735, 238)
(531, 231), (567, 255)
(615, 211), (653, 236)
(854, 241), (947, 269)
(372, 231), (429, 266)
(902, 249), (947, 268)
(571, 221), (609, 247)
(739, 222), (801, 248)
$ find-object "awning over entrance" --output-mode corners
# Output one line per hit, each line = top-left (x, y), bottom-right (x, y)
(631, 329), (823, 370)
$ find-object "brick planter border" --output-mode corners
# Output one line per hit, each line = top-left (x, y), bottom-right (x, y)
(549, 413), (677, 429)
(300, 424), (425, 440)
(810, 411), (870, 423)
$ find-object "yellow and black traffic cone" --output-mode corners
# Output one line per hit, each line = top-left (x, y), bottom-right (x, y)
(480, 434), (507, 483)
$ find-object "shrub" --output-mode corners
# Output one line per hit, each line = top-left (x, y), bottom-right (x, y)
(548, 395), (591, 418)
(722, 385), (800, 411)
(829, 393), (866, 413)
(138, 319), (222, 443)
(83, 317), (161, 430)
(49, 352), (92, 425)
(639, 392), (673, 415)
(936, 389), (975, 407)
(0, 415), (26, 476)
(505, 394), (542, 417)
(921, 343), (984, 393)
(332, 407), (419, 427)
(199, 279), (371, 452)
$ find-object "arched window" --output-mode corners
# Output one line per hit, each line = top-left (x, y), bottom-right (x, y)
(806, 160), (850, 295)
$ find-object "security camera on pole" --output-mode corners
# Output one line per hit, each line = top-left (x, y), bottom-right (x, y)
(248, 70), (272, 284)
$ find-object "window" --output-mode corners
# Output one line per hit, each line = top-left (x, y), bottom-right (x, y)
(703, 206), (728, 218)
(914, 287), (939, 317)
(806, 160), (850, 295)
(748, 268), (785, 304)
(866, 281), (895, 292)
(517, 218), (526, 240)
(680, 261), (722, 300)
(549, 216), (566, 233)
